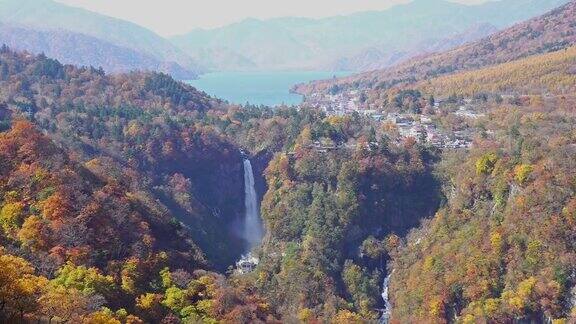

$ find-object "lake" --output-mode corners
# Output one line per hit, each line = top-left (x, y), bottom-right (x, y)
(186, 71), (351, 107)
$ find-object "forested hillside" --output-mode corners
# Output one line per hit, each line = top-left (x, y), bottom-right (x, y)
(418, 45), (576, 97)
(258, 136), (440, 321)
(351, 45), (576, 112)
(388, 98), (576, 323)
(0, 118), (205, 268)
(0, 46), (248, 269)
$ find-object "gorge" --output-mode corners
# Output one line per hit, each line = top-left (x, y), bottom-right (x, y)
(1, 0), (576, 322)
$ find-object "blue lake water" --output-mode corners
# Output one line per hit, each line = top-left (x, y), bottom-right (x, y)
(186, 71), (351, 107)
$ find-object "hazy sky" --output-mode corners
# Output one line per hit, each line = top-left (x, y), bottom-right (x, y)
(55, 0), (492, 36)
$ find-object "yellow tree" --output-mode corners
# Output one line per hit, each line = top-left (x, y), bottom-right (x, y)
(0, 252), (34, 311)
(12, 275), (47, 320)
(38, 285), (89, 323)
(0, 252), (47, 321)
(18, 215), (51, 251)
(0, 202), (25, 236)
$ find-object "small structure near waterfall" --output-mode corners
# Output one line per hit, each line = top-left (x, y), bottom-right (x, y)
(235, 253), (259, 274)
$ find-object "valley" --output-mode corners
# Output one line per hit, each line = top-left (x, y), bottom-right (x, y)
(0, 0), (576, 323)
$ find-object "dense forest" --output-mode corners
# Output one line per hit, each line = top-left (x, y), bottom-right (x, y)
(0, 46), (250, 270)
(211, 107), (441, 320)
(0, 45), (445, 322)
(257, 137), (439, 321)
(389, 98), (576, 323)
(418, 45), (576, 97)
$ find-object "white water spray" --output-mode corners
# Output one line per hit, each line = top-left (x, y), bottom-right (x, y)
(242, 159), (263, 250)
(380, 272), (393, 324)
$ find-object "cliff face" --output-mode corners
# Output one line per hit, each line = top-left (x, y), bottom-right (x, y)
(149, 140), (246, 270)
(251, 150), (274, 203)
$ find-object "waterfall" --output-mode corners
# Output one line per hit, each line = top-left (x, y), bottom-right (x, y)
(380, 272), (393, 324)
(242, 159), (263, 250)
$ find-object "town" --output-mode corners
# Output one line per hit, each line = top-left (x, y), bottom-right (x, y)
(302, 89), (487, 150)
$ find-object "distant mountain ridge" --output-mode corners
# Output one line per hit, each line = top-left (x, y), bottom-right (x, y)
(331, 23), (499, 72)
(0, 24), (198, 79)
(0, 0), (202, 78)
(171, 0), (570, 72)
(294, 0), (576, 101)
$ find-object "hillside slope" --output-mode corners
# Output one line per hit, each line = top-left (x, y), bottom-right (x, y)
(0, 47), (247, 269)
(0, 119), (206, 269)
(296, 0), (576, 96)
(0, 0), (201, 78)
(418, 45), (576, 97)
(388, 101), (576, 323)
(0, 121), (275, 323)
(0, 25), (197, 79)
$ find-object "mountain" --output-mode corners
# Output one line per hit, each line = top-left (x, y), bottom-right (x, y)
(0, 0), (201, 78)
(330, 23), (499, 72)
(0, 24), (197, 79)
(295, 0), (576, 100)
(170, 0), (569, 72)
(0, 46), (251, 270)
